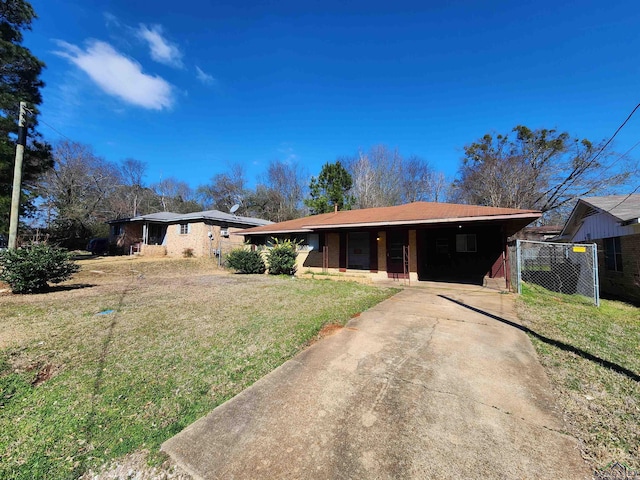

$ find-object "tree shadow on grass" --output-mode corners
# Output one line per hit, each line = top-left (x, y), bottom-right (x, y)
(46, 283), (96, 293)
(1, 284), (96, 295)
(74, 284), (131, 477)
(438, 294), (640, 383)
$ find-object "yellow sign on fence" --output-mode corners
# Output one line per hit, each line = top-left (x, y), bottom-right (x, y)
(573, 246), (587, 253)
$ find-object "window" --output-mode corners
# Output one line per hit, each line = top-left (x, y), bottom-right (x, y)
(111, 224), (124, 236)
(604, 237), (623, 272)
(179, 223), (190, 235)
(456, 234), (477, 253)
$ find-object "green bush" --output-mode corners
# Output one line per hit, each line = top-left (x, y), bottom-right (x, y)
(226, 248), (266, 274)
(266, 239), (298, 276)
(0, 244), (80, 294)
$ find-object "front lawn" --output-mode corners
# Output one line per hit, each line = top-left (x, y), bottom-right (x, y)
(0, 257), (397, 479)
(517, 283), (640, 472)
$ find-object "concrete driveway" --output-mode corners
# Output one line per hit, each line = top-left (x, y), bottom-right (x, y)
(162, 284), (591, 479)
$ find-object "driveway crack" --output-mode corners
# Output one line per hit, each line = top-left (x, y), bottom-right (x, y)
(389, 375), (569, 436)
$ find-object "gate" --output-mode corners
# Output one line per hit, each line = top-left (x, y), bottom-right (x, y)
(509, 240), (599, 306)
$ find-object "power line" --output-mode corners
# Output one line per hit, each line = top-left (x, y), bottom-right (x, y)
(591, 102), (640, 165)
(605, 185), (640, 213)
(591, 102), (640, 214)
(22, 105), (74, 142)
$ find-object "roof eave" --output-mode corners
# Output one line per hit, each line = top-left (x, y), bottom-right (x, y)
(307, 213), (541, 230)
(621, 218), (640, 226)
(241, 213), (540, 235)
(240, 228), (314, 236)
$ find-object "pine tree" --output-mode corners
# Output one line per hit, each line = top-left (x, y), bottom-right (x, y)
(0, 0), (52, 235)
(304, 161), (354, 215)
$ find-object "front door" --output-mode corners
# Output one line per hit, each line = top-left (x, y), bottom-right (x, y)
(386, 230), (407, 278)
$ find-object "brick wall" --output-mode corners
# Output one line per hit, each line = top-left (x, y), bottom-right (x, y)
(164, 223), (248, 258)
(141, 245), (167, 256)
(165, 222), (210, 257)
(597, 233), (640, 303)
(109, 224), (142, 252)
(301, 250), (323, 269)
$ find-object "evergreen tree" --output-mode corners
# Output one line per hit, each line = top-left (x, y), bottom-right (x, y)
(304, 161), (354, 215)
(0, 0), (52, 235)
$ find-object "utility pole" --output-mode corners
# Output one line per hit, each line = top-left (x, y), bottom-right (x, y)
(8, 102), (27, 250)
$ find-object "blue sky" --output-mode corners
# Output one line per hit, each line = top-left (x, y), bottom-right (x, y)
(25, 0), (640, 190)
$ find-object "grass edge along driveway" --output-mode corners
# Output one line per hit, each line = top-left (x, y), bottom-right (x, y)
(517, 283), (640, 473)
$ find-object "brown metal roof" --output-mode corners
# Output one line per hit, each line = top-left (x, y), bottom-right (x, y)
(242, 202), (541, 235)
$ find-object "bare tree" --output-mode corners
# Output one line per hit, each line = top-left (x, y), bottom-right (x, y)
(118, 158), (146, 217)
(152, 177), (201, 213)
(349, 146), (402, 208)
(347, 146), (446, 208)
(247, 160), (306, 221)
(197, 164), (247, 213)
(452, 126), (637, 216)
(399, 155), (449, 203)
(39, 140), (120, 246)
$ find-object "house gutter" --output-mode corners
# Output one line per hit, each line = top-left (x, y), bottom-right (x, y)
(305, 213), (541, 230)
(241, 228), (313, 236)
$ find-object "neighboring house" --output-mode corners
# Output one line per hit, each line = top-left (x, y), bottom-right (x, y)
(241, 202), (541, 285)
(108, 210), (272, 258)
(559, 194), (640, 303)
(512, 225), (563, 242)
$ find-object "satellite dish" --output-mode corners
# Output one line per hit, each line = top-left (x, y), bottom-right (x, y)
(230, 204), (240, 214)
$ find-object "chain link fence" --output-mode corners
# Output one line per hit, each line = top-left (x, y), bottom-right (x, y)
(509, 240), (600, 306)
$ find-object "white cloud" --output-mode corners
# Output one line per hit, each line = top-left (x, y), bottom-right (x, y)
(103, 12), (120, 28)
(54, 40), (174, 111)
(278, 144), (299, 164)
(195, 66), (215, 85)
(137, 24), (183, 68)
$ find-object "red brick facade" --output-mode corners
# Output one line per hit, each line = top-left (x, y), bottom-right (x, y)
(595, 233), (640, 303)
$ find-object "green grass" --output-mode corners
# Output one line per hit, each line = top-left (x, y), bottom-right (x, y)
(0, 257), (398, 479)
(517, 283), (640, 471)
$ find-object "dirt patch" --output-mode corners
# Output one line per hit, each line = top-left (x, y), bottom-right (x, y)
(317, 323), (343, 338)
(31, 362), (57, 386)
(7, 356), (60, 386)
(80, 451), (192, 480)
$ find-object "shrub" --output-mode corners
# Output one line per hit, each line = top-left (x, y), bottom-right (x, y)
(0, 244), (80, 294)
(226, 248), (266, 274)
(266, 239), (298, 276)
(182, 248), (194, 258)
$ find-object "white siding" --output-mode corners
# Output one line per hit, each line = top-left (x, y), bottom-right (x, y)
(573, 212), (635, 241)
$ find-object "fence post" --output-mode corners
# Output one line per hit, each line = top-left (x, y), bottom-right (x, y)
(592, 243), (600, 307)
(516, 239), (522, 294)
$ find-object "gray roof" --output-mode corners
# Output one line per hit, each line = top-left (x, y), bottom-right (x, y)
(558, 194), (640, 240)
(579, 194), (640, 222)
(112, 210), (272, 227)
